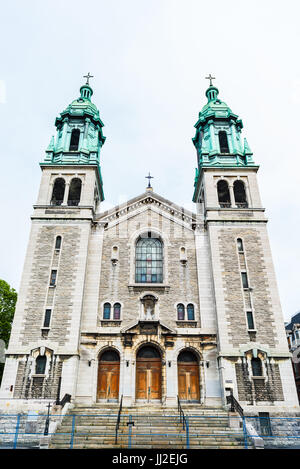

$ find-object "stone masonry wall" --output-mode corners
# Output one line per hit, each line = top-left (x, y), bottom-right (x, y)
(218, 227), (276, 348)
(97, 209), (200, 330)
(20, 224), (80, 346)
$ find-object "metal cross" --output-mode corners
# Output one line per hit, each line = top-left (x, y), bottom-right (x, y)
(145, 172), (154, 188)
(83, 72), (94, 85)
(205, 74), (216, 87)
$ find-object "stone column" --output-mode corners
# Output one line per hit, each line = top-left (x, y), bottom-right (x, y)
(229, 183), (235, 207)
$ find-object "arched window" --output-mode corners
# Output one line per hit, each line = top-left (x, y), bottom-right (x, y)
(135, 235), (163, 283)
(103, 303), (111, 320)
(113, 303), (121, 320)
(177, 304), (185, 320)
(35, 355), (46, 375)
(178, 350), (198, 362)
(55, 236), (62, 250)
(51, 178), (65, 206)
(69, 129), (80, 151)
(217, 180), (231, 207)
(100, 350), (120, 362)
(233, 180), (248, 207)
(219, 131), (230, 153)
(68, 178), (82, 206)
(137, 345), (160, 359)
(187, 304), (195, 321)
(237, 238), (244, 252)
(251, 357), (263, 377)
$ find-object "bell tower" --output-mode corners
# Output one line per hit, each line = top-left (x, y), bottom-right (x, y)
(0, 77), (106, 403)
(193, 78), (298, 410)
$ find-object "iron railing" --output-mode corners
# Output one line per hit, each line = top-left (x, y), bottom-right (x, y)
(226, 389), (244, 417)
(177, 395), (187, 430)
(115, 395), (123, 444)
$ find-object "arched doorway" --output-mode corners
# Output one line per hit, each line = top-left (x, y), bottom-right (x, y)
(97, 349), (120, 401)
(136, 345), (162, 401)
(177, 350), (200, 402)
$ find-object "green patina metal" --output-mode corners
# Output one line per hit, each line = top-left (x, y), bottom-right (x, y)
(192, 83), (256, 201)
(41, 81), (106, 201)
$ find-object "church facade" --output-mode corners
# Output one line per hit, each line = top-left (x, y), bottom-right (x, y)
(0, 78), (298, 415)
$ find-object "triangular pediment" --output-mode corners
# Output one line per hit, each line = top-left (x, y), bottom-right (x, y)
(121, 319), (176, 335)
(96, 191), (197, 229)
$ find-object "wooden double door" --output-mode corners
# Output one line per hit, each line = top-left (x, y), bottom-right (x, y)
(178, 362), (200, 402)
(97, 360), (120, 400)
(136, 358), (162, 400)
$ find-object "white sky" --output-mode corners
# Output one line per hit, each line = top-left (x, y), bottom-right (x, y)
(0, 0), (299, 321)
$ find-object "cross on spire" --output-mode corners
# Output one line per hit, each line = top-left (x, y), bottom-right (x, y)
(145, 172), (154, 189)
(83, 72), (94, 85)
(205, 74), (216, 87)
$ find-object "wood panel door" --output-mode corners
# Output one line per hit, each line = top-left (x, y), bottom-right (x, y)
(178, 363), (200, 402)
(97, 361), (120, 400)
(136, 358), (161, 400)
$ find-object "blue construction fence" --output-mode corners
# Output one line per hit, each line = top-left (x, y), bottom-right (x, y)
(1, 413), (300, 449)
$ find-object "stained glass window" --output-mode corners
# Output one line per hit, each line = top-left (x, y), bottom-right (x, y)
(177, 304), (185, 320)
(135, 236), (163, 283)
(187, 304), (195, 320)
(113, 303), (121, 320)
(103, 303), (111, 320)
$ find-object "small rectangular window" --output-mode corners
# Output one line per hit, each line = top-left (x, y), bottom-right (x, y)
(237, 239), (244, 252)
(247, 311), (255, 330)
(241, 272), (249, 289)
(50, 270), (57, 286)
(55, 236), (62, 250)
(259, 412), (272, 436)
(43, 309), (51, 328)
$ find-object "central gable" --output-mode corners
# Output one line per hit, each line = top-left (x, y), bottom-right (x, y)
(96, 191), (197, 230)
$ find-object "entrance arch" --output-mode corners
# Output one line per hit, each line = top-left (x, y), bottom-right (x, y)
(177, 350), (200, 402)
(136, 345), (162, 401)
(97, 349), (120, 401)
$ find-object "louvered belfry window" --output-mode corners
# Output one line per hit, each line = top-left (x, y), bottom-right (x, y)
(135, 236), (163, 283)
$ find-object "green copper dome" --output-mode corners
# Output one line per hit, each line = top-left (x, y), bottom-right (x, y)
(192, 81), (256, 202)
(55, 84), (104, 129)
(42, 79), (106, 201)
(194, 85), (241, 128)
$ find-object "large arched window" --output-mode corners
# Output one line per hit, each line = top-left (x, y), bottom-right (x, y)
(233, 180), (248, 207)
(217, 180), (231, 207)
(35, 355), (46, 375)
(68, 178), (82, 206)
(51, 178), (65, 206)
(219, 131), (230, 153)
(135, 235), (163, 283)
(69, 129), (80, 151)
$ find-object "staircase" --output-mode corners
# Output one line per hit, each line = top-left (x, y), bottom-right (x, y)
(49, 403), (247, 449)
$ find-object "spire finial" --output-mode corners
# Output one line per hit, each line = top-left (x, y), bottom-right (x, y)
(145, 172), (154, 191)
(205, 74), (216, 87)
(83, 72), (94, 85)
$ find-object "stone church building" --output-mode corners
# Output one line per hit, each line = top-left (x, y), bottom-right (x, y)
(0, 77), (298, 417)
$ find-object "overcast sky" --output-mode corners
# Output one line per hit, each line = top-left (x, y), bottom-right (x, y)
(0, 0), (299, 321)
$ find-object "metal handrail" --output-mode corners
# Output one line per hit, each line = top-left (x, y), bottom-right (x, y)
(226, 389), (244, 417)
(115, 395), (123, 444)
(177, 395), (187, 430)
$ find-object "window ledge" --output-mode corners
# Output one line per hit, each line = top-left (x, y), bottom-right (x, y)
(176, 321), (198, 328)
(41, 327), (50, 330)
(49, 285), (56, 288)
(128, 284), (170, 292)
(251, 376), (266, 381)
(101, 320), (122, 327)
